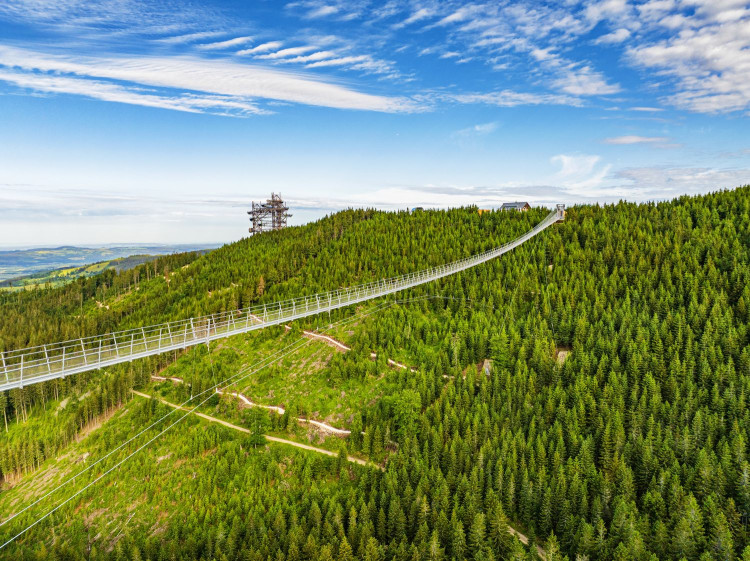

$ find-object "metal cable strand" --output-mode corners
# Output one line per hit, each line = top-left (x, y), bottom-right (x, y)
(0, 208), (563, 391)
(0, 300), (393, 542)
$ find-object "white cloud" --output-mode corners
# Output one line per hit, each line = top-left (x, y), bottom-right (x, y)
(0, 0), (228, 44)
(0, 45), (419, 113)
(306, 5), (338, 18)
(550, 154), (613, 194)
(552, 154), (602, 178)
(585, 0), (629, 24)
(594, 28), (631, 44)
(435, 8), (474, 26)
(453, 122), (498, 137)
(236, 42), (284, 55)
(303, 53), (399, 77)
(279, 51), (337, 64)
(627, 5), (750, 113)
(257, 46), (317, 60)
(306, 55), (368, 68)
(198, 36), (254, 50)
(553, 66), (621, 95)
(0, 68), (266, 115)
(449, 90), (582, 107)
(603, 135), (670, 144)
(157, 31), (225, 45)
(530, 48), (557, 62)
(614, 165), (750, 196)
(287, 0), (366, 21)
(394, 7), (432, 28)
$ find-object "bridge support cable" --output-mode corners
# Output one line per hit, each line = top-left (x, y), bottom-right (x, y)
(0, 206), (564, 392)
(0, 299), (394, 547)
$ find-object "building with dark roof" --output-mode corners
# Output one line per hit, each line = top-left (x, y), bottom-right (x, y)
(500, 201), (531, 212)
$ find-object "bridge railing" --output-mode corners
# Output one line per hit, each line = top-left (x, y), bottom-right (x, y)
(0, 206), (563, 391)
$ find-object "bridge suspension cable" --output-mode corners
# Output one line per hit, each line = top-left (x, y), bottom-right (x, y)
(0, 300), (393, 550)
(0, 205), (564, 392)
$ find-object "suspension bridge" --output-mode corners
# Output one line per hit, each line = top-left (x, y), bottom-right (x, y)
(0, 205), (564, 392)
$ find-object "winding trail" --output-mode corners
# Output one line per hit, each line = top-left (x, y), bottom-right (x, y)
(148, 381), (353, 436)
(216, 389), (285, 415)
(130, 390), (375, 468)
(216, 389), (352, 436)
(151, 324), (420, 437)
(148, 328), (544, 555)
(509, 527), (547, 560)
(291, 325), (418, 371)
(150, 375), (183, 384)
(131, 389), (540, 556)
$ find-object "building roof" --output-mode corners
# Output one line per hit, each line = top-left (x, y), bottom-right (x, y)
(501, 201), (530, 209)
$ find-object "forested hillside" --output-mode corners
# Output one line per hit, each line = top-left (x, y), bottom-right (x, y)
(2, 187), (750, 561)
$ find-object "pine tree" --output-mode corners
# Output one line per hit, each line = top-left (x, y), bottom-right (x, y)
(337, 538), (354, 561)
(469, 512), (486, 560)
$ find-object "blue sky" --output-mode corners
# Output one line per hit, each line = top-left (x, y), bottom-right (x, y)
(1, 0), (749, 246)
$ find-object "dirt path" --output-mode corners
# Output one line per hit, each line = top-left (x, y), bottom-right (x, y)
(509, 527), (547, 560)
(301, 330), (351, 352)
(301, 418), (351, 436)
(145, 331), (540, 556)
(217, 389), (286, 415)
(130, 390), (376, 468)
(151, 375), (183, 384)
(286, 325), (418, 372)
(288, 333), (542, 556)
(148, 377), (352, 436)
(132, 390), (537, 554)
(216, 389), (352, 436)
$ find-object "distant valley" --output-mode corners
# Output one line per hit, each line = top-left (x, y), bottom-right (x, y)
(0, 244), (218, 288)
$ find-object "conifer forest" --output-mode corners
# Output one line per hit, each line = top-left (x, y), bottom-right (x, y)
(2, 187), (750, 561)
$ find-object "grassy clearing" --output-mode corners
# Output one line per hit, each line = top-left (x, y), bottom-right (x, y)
(0, 394), (359, 558)
(146, 303), (409, 429)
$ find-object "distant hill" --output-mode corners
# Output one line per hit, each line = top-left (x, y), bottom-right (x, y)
(0, 254), (171, 290)
(0, 244), (219, 285)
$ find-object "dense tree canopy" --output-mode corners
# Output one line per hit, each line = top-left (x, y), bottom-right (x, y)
(2, 187), (750, 560)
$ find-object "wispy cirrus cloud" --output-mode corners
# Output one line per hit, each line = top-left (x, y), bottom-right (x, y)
(5, 0), (750, 117)
(0, 67), (266, 115)
(627, 6), (750, 113)
(256, 46), (317, 60)
(228, 32), (402, 78)
(551, 153), (612, 194)
(198, 36), (254, 50)
(393, 8), (433, 29)
(237, 41), (284, 55)
(278, 51), (337, 64)
(452, 121), (498, 138)
(603, 135), (670, 145)
(0, 45), (420, 114)
(552, 65), (621, 96)
(306, 5), (338, 19)
(0, 0), (225, 37)
(286, 0), (367, 22)
(448, 89), (582, 108)
(156, 31), (225, 45)
(593, 27), (630, 45)
(306, 55), (369, 68)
